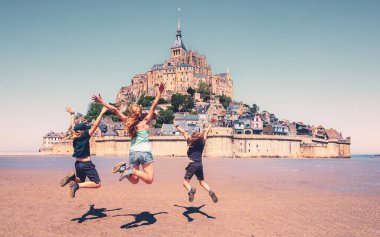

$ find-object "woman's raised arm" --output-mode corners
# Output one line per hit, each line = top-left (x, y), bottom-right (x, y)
(144, 83), (165, 124)
(89, 107), (108, 136)
(92, 94), (127, 122)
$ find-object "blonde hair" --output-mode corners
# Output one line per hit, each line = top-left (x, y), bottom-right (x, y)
(124, 103), (144, 138)
(187, 131), (205, 148)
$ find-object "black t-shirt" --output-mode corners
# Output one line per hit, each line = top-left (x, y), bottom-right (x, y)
(187, 140), (205, 163)
(72, 130), (91, 158)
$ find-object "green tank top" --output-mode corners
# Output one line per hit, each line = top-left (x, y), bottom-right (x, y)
(130, 130), (151, 152)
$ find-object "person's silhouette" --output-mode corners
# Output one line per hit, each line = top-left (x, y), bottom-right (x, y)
(71, 204), (122, 223)
(174, 204), (215, 222)
(114, 211), (168, 229)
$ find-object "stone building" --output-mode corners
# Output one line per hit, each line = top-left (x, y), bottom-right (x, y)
(251, 113), (264, 134)
(42, 131), (64, 148)
(116, 17), (233, 111)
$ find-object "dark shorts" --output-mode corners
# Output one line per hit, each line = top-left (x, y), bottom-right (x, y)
(75, 161), (101, 184)
(184, 162), (204, 180)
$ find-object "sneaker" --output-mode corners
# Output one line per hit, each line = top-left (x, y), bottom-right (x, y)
(209, 191), (218, 203)
(112, 161), (127, 173)
(119, 165), (135, 181)
(60, 171), (76, 187)
(69, 181), (79, 198)
(188, 187), (196, 202)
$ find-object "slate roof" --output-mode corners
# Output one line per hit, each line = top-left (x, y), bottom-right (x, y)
(161, 124), (177, 134)
(175, 114), (199, 121)
(114, 122), (124, 130)
(216, 73), (227, 77)
(325, 129), (343, 140)
(178, 64), (192, 67)
(44, 131), (64, 138)
(103, 129), (118, 136)
(172, 33), (186, 50)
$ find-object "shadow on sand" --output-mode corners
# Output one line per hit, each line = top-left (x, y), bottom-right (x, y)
(71, 204), (122, 223)
(114, 211), (168, 229)
(174, 204), (215, 222)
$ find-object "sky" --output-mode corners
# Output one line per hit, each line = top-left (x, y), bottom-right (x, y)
(0, 0), (379, 154)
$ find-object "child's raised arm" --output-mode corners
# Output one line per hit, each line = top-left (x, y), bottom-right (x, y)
(92, 94), (126, 122)
(89, 107), (108, 136)
(144, 83), (165, 124)
(203, 118), (215, 140)
(66, 107), (76, 129)
(174, 123), (189, 140)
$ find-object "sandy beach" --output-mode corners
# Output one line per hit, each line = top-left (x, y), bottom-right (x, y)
(0, 156), (379, 237)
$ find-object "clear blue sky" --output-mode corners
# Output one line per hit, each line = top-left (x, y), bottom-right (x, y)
(0, 0), (379, 154)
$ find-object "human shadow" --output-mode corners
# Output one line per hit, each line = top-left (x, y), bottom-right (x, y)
(71, 204), (122, 223)
(114, 211), (168, 229)
(174, 204), (216, 222)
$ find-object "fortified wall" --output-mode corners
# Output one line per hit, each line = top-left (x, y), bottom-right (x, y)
(51, 128), (350, 158)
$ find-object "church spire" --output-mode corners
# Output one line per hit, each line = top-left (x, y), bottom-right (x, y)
(172, 8), (186, 51)
(177, 11), (181, 33)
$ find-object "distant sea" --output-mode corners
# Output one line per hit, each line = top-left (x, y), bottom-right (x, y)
(1, 155), (380, 195)
(352, 154), (379, 158)
(0, 152), (378, 158)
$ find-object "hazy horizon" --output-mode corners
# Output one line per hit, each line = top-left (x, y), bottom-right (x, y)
(0, 0), (379, 154)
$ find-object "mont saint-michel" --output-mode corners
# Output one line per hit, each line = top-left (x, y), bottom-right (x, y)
(43, 17), (351, 158)
(116, 17), (233, 112)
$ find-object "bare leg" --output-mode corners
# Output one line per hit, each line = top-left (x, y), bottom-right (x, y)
(200, 181), (218, 203)
(126, 165), (140, 184)
(199, 180), (211, 192)
(131, 162), (154, 184)
(183, 179), (191, 192)
(78, 181), (101, 188)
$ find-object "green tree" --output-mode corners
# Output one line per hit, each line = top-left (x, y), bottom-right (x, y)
(85, 102), (103, 122)
(187, 87), (196, 97)
(171, 93), (194, 112)
(171, 93), (185, 112)
(218, 95), (232, 109)
(250, 104), (260, 114)
(182, 95), (195, 112)
(155, 109), (174, 128)
(138, 95), (155, 107)
(197, 82), (211, 101)
(110, 114), (122, 122)
(158, 98), (166, 104)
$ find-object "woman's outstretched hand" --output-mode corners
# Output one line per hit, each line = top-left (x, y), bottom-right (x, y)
(92, 94), (103, 104)
(158, 83), (165, 93)
(66, 106), (75, 114)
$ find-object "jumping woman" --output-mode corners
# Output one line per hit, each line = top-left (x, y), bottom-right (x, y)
(60, 106), (108, 198)
(92, 83), (165, 185)
(174, 120), (219, 203)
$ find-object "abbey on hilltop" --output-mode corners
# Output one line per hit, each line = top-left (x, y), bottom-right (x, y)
(116, 16), (233, 109)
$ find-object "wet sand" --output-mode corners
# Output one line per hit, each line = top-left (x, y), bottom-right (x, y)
(0, 156), (379, 237)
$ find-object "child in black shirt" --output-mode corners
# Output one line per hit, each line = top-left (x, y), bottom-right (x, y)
(175, 120), (218, 203)
(59, 106), (107, 198)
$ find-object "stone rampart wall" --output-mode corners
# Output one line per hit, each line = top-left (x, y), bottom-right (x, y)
(51, 128), (350, 158)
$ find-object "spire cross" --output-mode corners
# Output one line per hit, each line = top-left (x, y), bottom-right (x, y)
(177, 8), (181, 31)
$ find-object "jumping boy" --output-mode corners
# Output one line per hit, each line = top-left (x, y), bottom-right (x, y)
(174, 120), (219, 203)
(59, 106), (108, 198)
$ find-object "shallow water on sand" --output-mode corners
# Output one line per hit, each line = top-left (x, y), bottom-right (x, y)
(1, 155), (379, 194)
